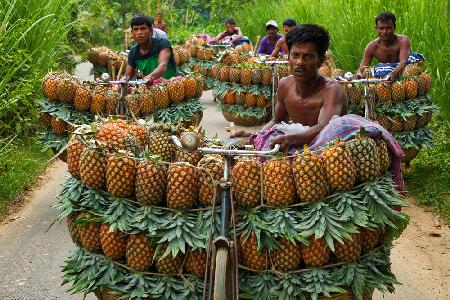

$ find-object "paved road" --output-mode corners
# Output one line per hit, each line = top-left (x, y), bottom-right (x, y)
(0, 62), (449, 300)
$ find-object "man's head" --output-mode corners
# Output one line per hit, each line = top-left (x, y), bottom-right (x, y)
(375, 12), (396, 41)
(225, 18), (236, 33)
(265, 20), (278, 38)
(131, 14), (153, 44)
(156, 11), (163, 22)
(286, 24), (330, 81)
(282, 19), (297, 35)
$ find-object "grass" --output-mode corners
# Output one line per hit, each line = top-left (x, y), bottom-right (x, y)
(404, 116), (450, 222)
(0, 135), (52, 214)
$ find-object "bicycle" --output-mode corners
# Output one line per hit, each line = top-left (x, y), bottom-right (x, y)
(171, 133), (280, 300)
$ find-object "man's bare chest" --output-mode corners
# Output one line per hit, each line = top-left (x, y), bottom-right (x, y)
(374, 45), (400, 63)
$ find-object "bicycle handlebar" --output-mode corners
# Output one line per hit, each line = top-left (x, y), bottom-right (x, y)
(171, 135), (280, 157)
(337, 76), (391, 84)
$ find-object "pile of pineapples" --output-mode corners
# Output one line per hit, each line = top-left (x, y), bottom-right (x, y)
(343, 62), (434, 164)
(87, 46), (127, 69)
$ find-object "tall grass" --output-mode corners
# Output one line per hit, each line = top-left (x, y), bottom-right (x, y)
(236, 0), (450, 120)
(0, 0), (79, 136)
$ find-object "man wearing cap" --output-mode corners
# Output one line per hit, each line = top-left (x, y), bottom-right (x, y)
(257, 20), (283, 55)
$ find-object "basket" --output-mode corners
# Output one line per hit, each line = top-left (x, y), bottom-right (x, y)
(316, 288), (373, 300)
(402, 147), (420, 163)
(94, 287), (124, 300)
(221, 109), (271, 127)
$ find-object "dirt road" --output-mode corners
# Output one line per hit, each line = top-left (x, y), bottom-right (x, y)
(0, 63), (449, 299)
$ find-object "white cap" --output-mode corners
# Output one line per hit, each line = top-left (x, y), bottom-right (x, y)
(265, 20), (278, 28)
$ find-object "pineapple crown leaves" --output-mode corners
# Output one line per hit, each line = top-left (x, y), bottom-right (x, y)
(217, 103), (269, 118)
(155, 211), (206, 259)
(75, 212), (104, 226)
(298, 202), (358, 252)
(236, 210), (279, 253)
(38, 129), (70, 152)
(240, 273), (277, 300)
(329, 191), (370, 228)
(154, 99), (204, 124)
(102, 198), (138, 233)
(128, 205), (165, 236)
(393, 126), (434, 149)
(301, 269), (347, 300)
(263, 207), (309, 246)
(332, 263), (368, 300)
(268, 274), (308, 300)
(148, 276), (200, 300)
(51, 177), (85, 221)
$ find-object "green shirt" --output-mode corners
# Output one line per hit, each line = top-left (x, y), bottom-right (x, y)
(127, 37), (177, 79)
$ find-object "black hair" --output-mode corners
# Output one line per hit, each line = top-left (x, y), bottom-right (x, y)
(283, 19), (297, 27)
(131, 14), (153, 28)
(375, 12), (396, 28)
(286, 24), (330, 57)
(266, 25), (277, 30)
(225, 18), (236, 25)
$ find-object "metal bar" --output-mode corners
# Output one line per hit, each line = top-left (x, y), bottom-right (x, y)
(220, 158), (231, 237)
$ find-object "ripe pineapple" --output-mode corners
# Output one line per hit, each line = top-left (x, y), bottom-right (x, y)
(126, 233), (154, 271)
(334, 232), (361, 262)
(347, 84), (363, 105)
(292, 146), (327, 202)
(376, 115), (391, 130)
(331, 68), (344, 79)
(185, 249), (207, 277)
(232, 158), (261, 207)
(390, 81), (405, 102)
(263, 157), (296, 206)
(129, 124), (149, 151)
(376, 139), (391, 174)
(152, 84), (171, 108)
(261, 68), (272, 86)
(390, 117), (403, 132)
(255, 93), (267, 108)
(270, 238), (302, 271)
(375, 83), (391, 103)
(96, 120), (139, 153)
(421, 73), (432, 93)
(149, 124), (176, 162)
(125, 92), (141, 117)
(198, 155), (224, 207)
(195, 76), (204, 98)
(77, 212), (102, 253)
(42, 72), (59, 100)
(39, 112), (52, 128)
(318, 65), (331, 77)
(167, 163), (198, 209)
(240, 67), (252, 85)
(218, 66), (230, 82)
(301, 237), (330, 267)
(167, 78), (185, 103)
(403, 63), (422, 77)
(73, 85), (93, 111)
(135, 157), (167, 205)
(67, 136), (85, 179)
(240, 232), (268, 270)
(404, 78), (418, 99)
(90, 86), (107, 114)
(106, 152), (136, 198)
(361, 227), (381, 251)
(67, 212), (82, 245)
(56, 76), (77, 104)
(402, 115), (417, 132)
(224, 91), (235, 105)
(346, 128), (380, 183)
(79, 144), (107, 189)
(156, 242), (185, 274)
(245, 91), (256, 107)
(51, 116), (67, 135)
(321, 140), (357, 192)
(416, 111), (432, 128)
(104, 90), (120, 115)
(100, 223), (127, 260)
(183, 76), (197, 99)
(229, 66), (241, 83)
(414, 76), (426, 96)
(251, 68), (262, 85)
(235, 91), (246, 105)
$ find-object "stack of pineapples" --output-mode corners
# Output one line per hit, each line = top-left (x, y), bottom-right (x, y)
(343, 62), (434, 165)
(87, 46), (127, 79)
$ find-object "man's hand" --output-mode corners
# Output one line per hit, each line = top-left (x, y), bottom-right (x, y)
(143, 74), (154, 86)
(354, 72), (364, 79)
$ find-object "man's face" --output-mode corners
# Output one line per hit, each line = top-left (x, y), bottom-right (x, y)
(266, 26), (278, 38)
(376, 20), (395, 41)
(132, 24), (152, 43)
(225, 23), (235, 33)
(283, 25), (293, 35)
(157, 13), (163, 22)
(288, 42), (323, 81)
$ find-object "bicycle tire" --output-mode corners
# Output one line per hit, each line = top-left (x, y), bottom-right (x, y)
(213, 247), (228, 300)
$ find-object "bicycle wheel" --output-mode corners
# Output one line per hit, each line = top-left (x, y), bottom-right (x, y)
(213, 247), (228, 300)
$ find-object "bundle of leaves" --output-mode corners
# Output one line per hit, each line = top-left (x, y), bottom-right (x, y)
(152, 99), (205, 124)
(217, 103), (270, 118)
(393, 126), (434, 150)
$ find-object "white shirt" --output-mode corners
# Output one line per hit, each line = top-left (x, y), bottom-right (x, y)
(153, 28), (167, 39)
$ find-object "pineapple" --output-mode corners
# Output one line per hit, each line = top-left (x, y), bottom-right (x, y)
(51, 116), (67, 135)
(104, 90), (120, 115)
(229, 66), (241, 83)
(261, 67), (272, 86)
(106, 152), (136, 198)
(42, 72), (59, 100)
(135, 157), (167, 205)
(318, 65), (331, 77)
(270, 238), (302, 271)
(183, 76), (197, 99)
(376, 115), (391, 130)
(251, 68), (262, 85)
(218, 66), (230, 82)
(240, 67), (252, 85)
(79, 144), (107, 190)
(376, 139), (391, 174)
(167, 163), (198, 209)
(152, 83), (171, 108)
(402, 115), (417, 132)
(195, 76), (204, 98)
(175, 147), (203, 166)
(224, 91), (235, 105)
(211, 64), (220, 80)
(67, 212), (82, 246)
(421, 73), (432, 93)
(263, 157), (296, 206)
(347, 84), (363, 104)
(375, 83), (391, 103)
(361, 227), (381, 251)
(416, 111), (432, 128)
(185, 249), (207, 277)
(346, 128), (380, 183)
(245, 91), (256, 107)
(403, 63), (422, 77)
(334, 232), (361, 262)
(39, 112), (52, 128)
(232, 158), (261, 207)
(255, 93), (267, 108)
(389, 117), (403, 132)
(301, 237), (330, 267)
(235, 91), (246, 105)
(90, 86), (107, 114)
(331, 68), (344, 79)
(404, 79), (418, 99)
(321, 140), (357, 192)
(67, 136), (85, 179)
(56, 76), (77, 104)
(167, 78), (185, 103)
(198, 155), (223, 207)
(96, 120), (139, 153)
(125, 92), (141, 117)
(239, 232), (268, 270)
(77, 212), (102, 253)
(129, 124), (149, 151)
(126, 233), (154, 271)
(149, 124), (176, 162)
(100, 223), (127, 260)
(292, 146), (327, 202)
(390, 81), (405, 102)
(156, 242), (185, 274)
(414, 76), (426, 96)
(73, 85), (92, 111)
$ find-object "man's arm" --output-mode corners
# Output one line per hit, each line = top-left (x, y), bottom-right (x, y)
(262, 78), (289, 131)
(355, 42), (375, 78)
(209, 32), (225, 44)
(230, 27), (244, 44)
(143, 48), (171, 83)
(390, 36), (410, 80)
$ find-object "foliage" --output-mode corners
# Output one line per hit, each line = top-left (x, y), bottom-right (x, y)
(405, 115), (450, 222)
(0, 0), (80, 137)
(236, 0), (450, 121)
(0, 136), (52, 213)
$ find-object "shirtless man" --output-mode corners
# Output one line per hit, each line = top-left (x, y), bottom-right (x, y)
(355, 12), (410, 80)
(269, 19), (297, 60)
(233, 25), (348, 152)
